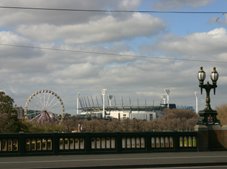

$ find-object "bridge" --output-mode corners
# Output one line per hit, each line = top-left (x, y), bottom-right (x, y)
(0, 125), (227, 156)
(0, 125), (226, 168)
(0, 132), (197, 156)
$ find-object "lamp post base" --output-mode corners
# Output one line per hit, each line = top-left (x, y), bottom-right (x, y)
(198, 109), (220, 126)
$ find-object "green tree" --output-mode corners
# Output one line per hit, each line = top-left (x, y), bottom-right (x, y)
(0, 91), (20, 132)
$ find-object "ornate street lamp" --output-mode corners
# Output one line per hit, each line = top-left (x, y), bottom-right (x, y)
(197, 67), (220, 125)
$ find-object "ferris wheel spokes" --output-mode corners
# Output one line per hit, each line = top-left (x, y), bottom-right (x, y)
(49, 101), (61, 111)
(45, 95), (57, 110)
(45, 92), (52, 108)
(35, 93), (45, 110)
(24, 89), (65, 122)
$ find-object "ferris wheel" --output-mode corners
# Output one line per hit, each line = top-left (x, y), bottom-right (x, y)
(24, 89), (65, 122)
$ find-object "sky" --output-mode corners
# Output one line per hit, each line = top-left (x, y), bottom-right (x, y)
(1, 0), (227, 114)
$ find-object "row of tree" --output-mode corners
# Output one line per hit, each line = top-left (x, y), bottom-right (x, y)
(0, 91), (227, 133)
(61, 109), (198, 132)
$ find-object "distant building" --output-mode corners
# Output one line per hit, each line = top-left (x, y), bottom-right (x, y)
(78, 95), (169, 121)
(176, 105), (194, 111)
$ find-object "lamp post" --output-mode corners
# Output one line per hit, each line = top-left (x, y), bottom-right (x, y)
(197, 67), (220, 125)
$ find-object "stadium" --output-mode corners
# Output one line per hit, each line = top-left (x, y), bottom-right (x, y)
(77, 90), (176, 121)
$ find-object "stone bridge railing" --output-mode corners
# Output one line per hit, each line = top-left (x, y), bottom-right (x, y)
(0, 125), (226, 156)
(0, 131), (197, 156)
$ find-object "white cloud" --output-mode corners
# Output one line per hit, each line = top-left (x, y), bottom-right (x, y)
(0, 31), (43, 60)
(120, 0), (141, 9)
(17, 13), (165, 43)
(155, 28), (227, 58)
(0, 0), (142, 26)
(0, 31), (27, 44)
(1, 0), (227, 113)
(54, 63), (100, 79)
(152, 0), (213, 10)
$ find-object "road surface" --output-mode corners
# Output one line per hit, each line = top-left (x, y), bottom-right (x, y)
(0, 151), (227, 169)
(141, 166), (227, 169)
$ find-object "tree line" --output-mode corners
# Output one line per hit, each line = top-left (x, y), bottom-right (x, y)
(0, 91), (227, 133)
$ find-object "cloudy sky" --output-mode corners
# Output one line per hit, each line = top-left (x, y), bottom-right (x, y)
(1, 0), (227, 114)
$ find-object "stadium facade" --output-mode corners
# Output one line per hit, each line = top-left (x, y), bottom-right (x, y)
(77, 95), (174, 120)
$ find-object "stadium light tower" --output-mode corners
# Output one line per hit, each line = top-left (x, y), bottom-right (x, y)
(109, 95), (113, 107)
(165, 89), (170, 108)
(102, 89), (107, 119)
(194, 91), (198, 114)
(76, 92), (80, 115)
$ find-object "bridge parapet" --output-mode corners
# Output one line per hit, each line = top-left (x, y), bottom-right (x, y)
(1, 126), (226, 156)
(195, 125), (227, 151)
(0, 132), (197, 156)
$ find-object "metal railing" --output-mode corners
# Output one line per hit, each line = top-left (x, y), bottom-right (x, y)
(0, 132), (197, 156)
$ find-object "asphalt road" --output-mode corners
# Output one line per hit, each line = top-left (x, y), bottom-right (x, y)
(0, 151), (227, 169)
(141, 166), (227, 169)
